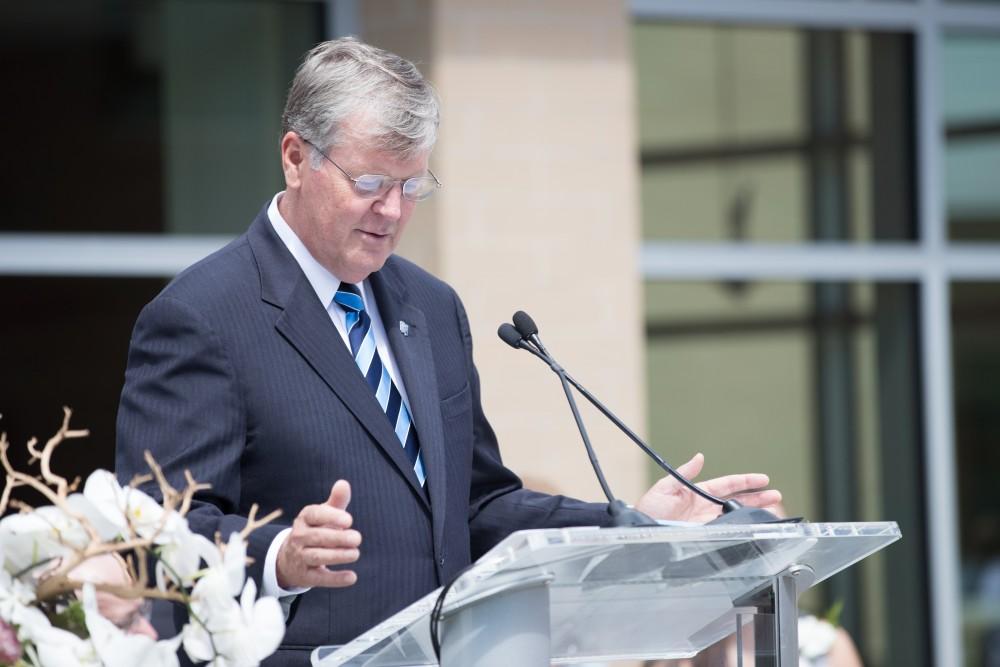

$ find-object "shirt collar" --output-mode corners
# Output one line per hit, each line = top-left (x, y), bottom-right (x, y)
(267, 192), (368, 308)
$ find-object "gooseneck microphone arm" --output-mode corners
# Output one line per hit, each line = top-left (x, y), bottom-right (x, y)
(562, 369), (725, 508)
(498, 323), (656, 527)
(499, 324), (613, 502)
(555, 356), (616, 504)
(501, 313), (734, 513)
(503, 311), (789, 525)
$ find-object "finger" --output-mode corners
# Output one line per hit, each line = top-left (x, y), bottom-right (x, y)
(307, 567), (358, 589)
(731, 489), (782, 509)
(300, 547), (361, 568)
(674, 452), (705, 481)
(299, 504), (353, 529)
(290, 527), (362, 550)
(700, 472), (770, 499)
(724, 486), (771, 498)
(326, 479), (351, 511)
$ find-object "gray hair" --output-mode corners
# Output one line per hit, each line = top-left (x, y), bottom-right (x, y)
(281, 37), (439, 164)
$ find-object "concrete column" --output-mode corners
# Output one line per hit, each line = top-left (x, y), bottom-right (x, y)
(366, 1), (647, 503)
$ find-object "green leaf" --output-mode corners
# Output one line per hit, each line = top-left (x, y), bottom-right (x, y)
(824, 599), (844, 627)
(50, 600), (89, 639)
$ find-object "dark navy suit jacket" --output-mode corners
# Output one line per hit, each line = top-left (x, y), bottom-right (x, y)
(115, 206), (611, 665)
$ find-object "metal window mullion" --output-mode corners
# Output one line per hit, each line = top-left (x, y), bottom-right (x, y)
(631, 0), (1000, 31)
(632, 4), (975, 666)
(640, 243), (1000, 281)
(632, 0), (920, 30)
(938, 4), (1000, 30)
(919, 268), (963, 667)
(914, 16), (964, 667)
(326, 0), (360, 39)
(945, 246), (1000, 278)
(0, 234), (234, 277)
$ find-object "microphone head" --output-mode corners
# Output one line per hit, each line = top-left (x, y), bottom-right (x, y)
(497, 323), (524, 349)
(512, 311), (538, 338)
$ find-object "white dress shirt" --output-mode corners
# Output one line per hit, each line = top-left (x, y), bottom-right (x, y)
(261, 192), (416, 602)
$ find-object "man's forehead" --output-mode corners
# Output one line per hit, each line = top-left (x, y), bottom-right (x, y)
(334, 142), (432, 177)
(332, 113), (433, 174)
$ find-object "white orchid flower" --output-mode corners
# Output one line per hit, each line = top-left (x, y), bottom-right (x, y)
(9, 603), (53, 644)
(33, 628), (102, 667)
(82, 583), (182, 667)
(218, 532), (248, 598)
(8, 578), (100, 667)
(0, 569), (37, 623)
(798, 614), (838, 659)
(184, 533), (247, 621)
(10, 604), (100, 667)
(0, 463), (285, 667)
(78, 470), (212, 590)
(0, 548), (37, 626)
(155, 530), (219, 590)
(0, 492), (121, 582)
(182, 577), (284, 667)
(182, 533), (282, 666)
(0, 505), (89, 574)
(66, 491), (122, 542)
(84, 470), (186, 544)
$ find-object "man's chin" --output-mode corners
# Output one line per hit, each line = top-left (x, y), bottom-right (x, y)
(339, 256), (392, 284)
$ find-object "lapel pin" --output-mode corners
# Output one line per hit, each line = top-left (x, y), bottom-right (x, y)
(399, 320), (411, 337)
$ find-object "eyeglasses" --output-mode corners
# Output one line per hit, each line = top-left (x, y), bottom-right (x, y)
(303, 138), (441, 202)
(113, 598), (153, 633)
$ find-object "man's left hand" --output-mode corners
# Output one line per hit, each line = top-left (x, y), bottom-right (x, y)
(635, 452), (782, 523)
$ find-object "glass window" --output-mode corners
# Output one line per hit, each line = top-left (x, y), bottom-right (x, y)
(943, 34), (1000, 241)
(0, 276), (166, 509)
(634, 24), (916, 243)
(645, 279), (928, 666)
(952, 282), (1000, 665)
(0, 0), (324, 235)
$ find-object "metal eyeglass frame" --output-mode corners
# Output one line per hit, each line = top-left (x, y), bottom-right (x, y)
(302, 138), (441, 202)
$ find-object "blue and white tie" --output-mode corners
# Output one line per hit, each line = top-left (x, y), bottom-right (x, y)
(333, 283), (426, 486)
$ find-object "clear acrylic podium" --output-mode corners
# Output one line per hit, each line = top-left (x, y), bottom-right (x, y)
(312, 521), (900, 666)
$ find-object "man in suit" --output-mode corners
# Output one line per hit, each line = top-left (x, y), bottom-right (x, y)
(116, 37), (779, 664)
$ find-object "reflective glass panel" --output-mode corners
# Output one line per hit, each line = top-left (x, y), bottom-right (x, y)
(0, 276), (166, 510)
(952, 282), (1000, 665)
(645, 279), (927, 667)
(318, 522), (900, 666)
(0, 0), (324, 234)
(634, 24), (916, 242)
(943, 34), (1000, 241)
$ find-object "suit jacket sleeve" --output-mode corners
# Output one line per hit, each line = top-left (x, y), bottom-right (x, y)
(116, 294), (285, 586)
(453, 292), (614, 560)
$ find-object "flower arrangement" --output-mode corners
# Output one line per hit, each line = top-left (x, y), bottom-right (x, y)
(0, 409), (285, 667)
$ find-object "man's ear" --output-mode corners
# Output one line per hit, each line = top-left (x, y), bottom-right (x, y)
(280, 131), (308, 190)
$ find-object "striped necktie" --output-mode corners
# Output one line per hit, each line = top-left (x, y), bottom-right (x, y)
(332, 283), (426, 486)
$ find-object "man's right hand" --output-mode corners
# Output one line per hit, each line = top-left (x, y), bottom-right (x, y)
(276, 479), (362, 589)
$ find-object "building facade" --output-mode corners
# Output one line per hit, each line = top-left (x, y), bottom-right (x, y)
(1, 1), (998, 664)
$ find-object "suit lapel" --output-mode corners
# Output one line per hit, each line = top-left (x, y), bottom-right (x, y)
(247, 213), (430, 508)
(370, 265), (448, 556)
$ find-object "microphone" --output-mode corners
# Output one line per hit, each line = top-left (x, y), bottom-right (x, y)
(497, 322), (526, 350)
(497, 323), (656, 527)
(503, 311), (784, 525)
(512, 311), (545, 352)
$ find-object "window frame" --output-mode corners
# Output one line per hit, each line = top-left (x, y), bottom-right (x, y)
(633, 2), (1000, 665)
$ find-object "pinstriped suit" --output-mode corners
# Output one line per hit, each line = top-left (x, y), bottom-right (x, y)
(115, 205), (611, 665)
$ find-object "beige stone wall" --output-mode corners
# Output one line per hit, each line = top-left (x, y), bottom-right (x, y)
(366, 1), (647, 504)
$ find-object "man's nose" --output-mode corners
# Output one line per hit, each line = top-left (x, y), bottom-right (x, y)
(373, 183), (403, 221)
(132, 615), (158, 640)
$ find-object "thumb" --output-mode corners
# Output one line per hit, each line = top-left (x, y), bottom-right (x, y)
(674, 452), (705, 481)
(326, 479), (351, 510)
